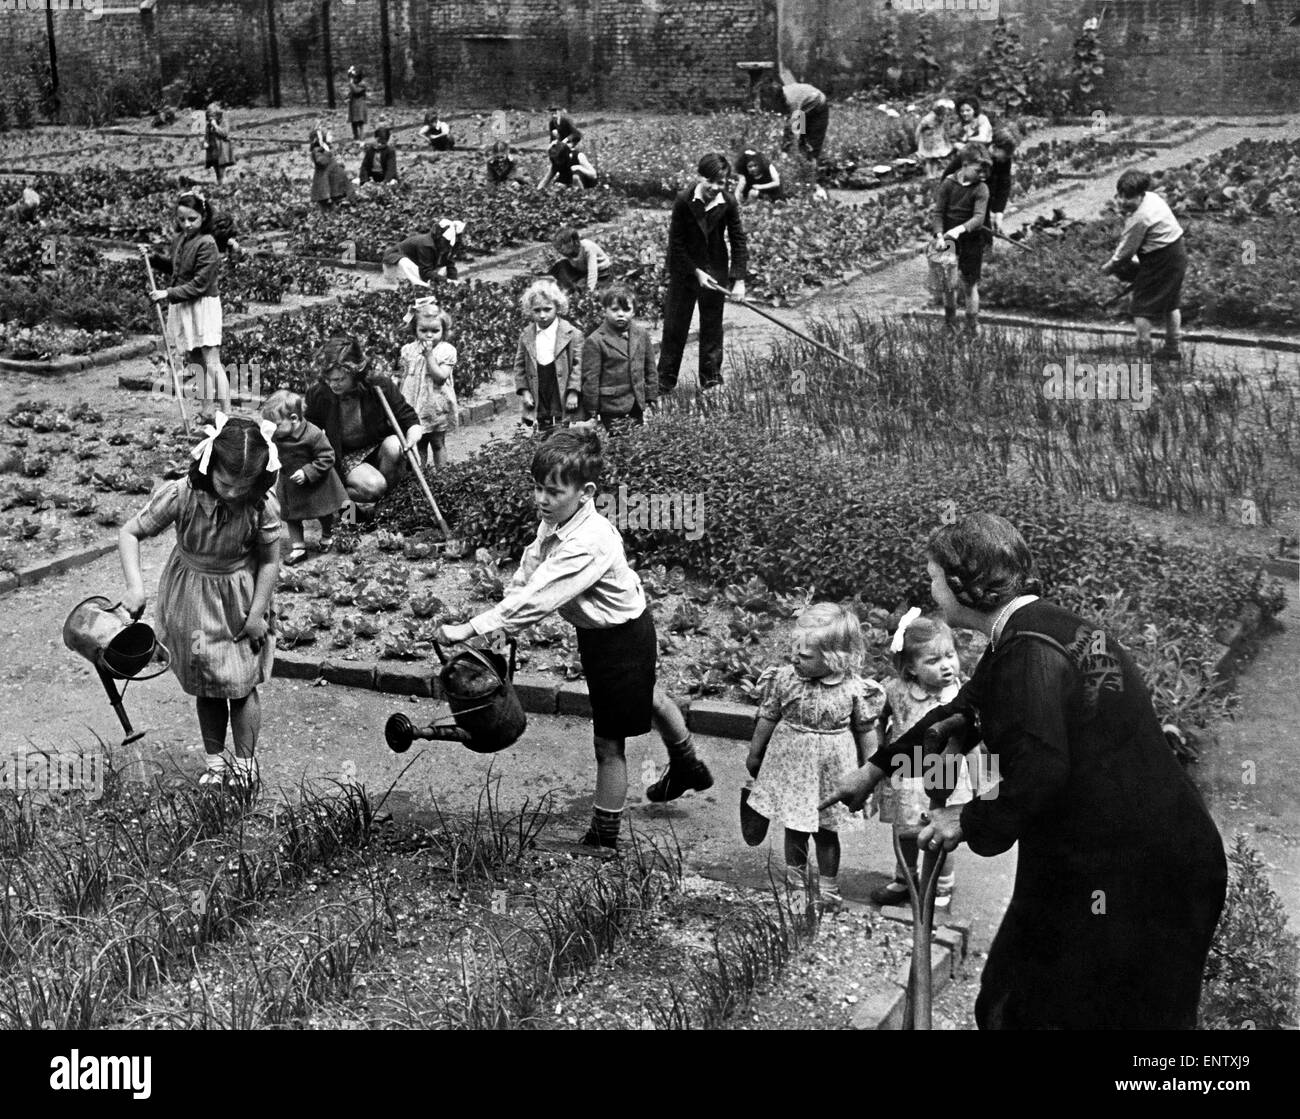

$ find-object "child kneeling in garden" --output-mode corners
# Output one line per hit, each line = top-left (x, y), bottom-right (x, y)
(434, 429), (712, 849)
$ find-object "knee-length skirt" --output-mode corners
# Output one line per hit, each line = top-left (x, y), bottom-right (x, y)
(167, 296), (222, 352)
(1130, 236), (1187, 317)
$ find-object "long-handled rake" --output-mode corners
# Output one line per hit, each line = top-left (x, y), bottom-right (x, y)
(705, 276), (869, 374)
(138, 245), (191, 434)
(371, 384), (462, 551)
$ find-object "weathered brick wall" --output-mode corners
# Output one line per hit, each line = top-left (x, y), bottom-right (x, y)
(781, 0), (1300, 114)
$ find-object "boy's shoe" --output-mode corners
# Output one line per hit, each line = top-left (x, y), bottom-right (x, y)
(1155, 346), (1182, 362)
(645, 758), (714, 803)
(739, 785), (769, 847)
(578, 828), (619, 852)
(870, 879), (910, 907)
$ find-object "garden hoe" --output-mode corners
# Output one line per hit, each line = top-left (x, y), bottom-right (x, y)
(138, 245), (191, 435)
(705, 276), (870, 374)
(371, 383), (464, 556)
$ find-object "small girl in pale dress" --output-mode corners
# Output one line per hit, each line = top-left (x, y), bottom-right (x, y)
(745, 603), (886, 908)
(870, 609), (973, 910)
(119, 415), (282, 790)
(397, 297), (458, 468)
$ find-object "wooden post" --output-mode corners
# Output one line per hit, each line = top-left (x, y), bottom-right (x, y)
(380, 0), (394, 107)
(266, 0), (283, 108)
(322, 0), (336, 110)
(44, 3), (59, 120)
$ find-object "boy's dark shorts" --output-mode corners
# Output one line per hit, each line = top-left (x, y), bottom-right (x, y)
(576, 610), (656, 739)
(957, 235), (986, 283)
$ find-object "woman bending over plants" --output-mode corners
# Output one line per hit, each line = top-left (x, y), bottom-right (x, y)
(381, 218), (465, 288)
(304, 335), (423, 513)
(1101, 168), (1186, 362)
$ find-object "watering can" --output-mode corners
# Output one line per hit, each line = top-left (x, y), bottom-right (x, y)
(62, 596), (171, 745)
(384, 639), (526, 756)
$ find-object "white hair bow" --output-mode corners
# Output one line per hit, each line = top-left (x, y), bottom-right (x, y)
(889, 606), (923, 654)
(191, 411), (229, 475)
(191, 411), (281, 475)
(402, 294), (442, 327)
(439, 218), (466, 246)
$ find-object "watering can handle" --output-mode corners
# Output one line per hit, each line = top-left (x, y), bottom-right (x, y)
(432, 637), (517, 680)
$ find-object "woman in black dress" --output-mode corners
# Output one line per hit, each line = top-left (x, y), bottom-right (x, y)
(824, 513), (1227, 1030)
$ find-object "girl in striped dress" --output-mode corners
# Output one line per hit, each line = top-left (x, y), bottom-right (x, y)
(119, 415), (282, 790)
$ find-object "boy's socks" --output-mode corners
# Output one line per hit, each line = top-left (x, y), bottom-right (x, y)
(664, 732), (698, 764)
(583, 805), (622, 848)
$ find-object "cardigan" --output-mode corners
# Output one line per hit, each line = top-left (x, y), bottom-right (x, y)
(165, 230), (220, 302)
(581, 321), (658, 416)
(305, 375), (419, 482)
(664, 188), (748, 286)
(514, 319), (583, 410)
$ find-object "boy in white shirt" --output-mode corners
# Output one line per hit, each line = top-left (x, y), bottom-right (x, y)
(435, 429), (712, 848)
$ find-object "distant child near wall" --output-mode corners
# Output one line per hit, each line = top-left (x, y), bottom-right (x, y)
(435, 428), (714, 850)
(204, 102), (235, 185)
(419, 110), (455, 152)
(348, 67), (368, 140)
(581, 285), (658, 435)
(514, 278), (582, 433)
(744, 603), (886, 909)
(261, 390), (349, 564)
(397, 296), (459, 468)
(869, 610), (973, 911)
(119, 416), (281, 791)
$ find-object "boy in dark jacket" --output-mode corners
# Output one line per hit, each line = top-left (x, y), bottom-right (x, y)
(657, 152), (748, 394)
(582, 286), (659, 433)
(932, 146), (992, 335)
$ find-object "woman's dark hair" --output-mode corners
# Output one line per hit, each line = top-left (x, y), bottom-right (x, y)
(926, 513), (1037, 612)
(531, 428), (603, 489)
(176, 191), (213, 234)
(315, 333), (371, 384)
(1116, 169), (1152, 199)
(188, 416), (277, 502)
(697, 151), (731, 182)
(956, 95), (982, 117)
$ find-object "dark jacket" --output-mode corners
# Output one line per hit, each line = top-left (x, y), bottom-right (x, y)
(664, 189), (748, 287)
(273, 420), (350, 520)
(382, 232), (459, 281)
(305, 374), (419, 482)
(581, 321), (658, 416)
(876, 600), (1227, 1030)
(165, 229), (220, 302)
(360, 142), (398, 183)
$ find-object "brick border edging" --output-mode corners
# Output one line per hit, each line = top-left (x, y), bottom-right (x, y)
(0, 541), (118, 597)
(907, 308), (1300, 354)
(0, 337), (160, 375)
(850, 908), (970, 1030)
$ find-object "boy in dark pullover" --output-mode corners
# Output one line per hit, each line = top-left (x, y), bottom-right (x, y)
(932, 146), (992, 334)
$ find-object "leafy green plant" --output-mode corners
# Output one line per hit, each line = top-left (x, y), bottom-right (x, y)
(1200, 834), (1299, 1029)
(1070, 24), (1107, 114)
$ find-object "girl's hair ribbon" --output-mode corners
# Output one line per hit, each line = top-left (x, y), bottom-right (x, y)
(402, 294), (442, 327)
(190, 411), (229, 475)
(438, 218), (466, 246)
(257, 419), (282, 473)
(889, 606), (923, 655)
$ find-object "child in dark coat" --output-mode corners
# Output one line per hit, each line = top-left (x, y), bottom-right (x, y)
(262, 390), (349, 562)
(931, 146), (992, 335)
(581, 286), (658, 433)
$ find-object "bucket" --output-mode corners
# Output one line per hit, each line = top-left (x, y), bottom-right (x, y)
(435, 640), (526, 754)
(63, 596), (170, 680)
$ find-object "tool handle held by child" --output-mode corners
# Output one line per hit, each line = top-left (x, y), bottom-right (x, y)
(370, 383), (456, 540)
(715, 280), (870, 375)
(138, 244), (190, 435)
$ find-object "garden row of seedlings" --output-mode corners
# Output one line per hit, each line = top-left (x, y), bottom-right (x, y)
(0, 766), (820, 1029)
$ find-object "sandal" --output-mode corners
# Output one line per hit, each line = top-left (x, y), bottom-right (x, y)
(284, 545), (308, 566)
(318, 536), (334, 551)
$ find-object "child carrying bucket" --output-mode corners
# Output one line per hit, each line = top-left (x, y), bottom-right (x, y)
(434, 428), (712, 850)
(119, 415), (282, 790)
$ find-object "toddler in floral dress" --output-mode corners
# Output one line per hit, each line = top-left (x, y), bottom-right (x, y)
(870, 609), (974, 910)
(397, 296), (458, 468)
(744, 603), (886, 908)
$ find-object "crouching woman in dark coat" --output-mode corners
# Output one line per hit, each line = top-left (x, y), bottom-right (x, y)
(304, 336), (423, 508)
(823, 513), (1227, 1030)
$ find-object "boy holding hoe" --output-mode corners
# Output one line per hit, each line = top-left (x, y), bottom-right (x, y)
(434, 429), (712, 849)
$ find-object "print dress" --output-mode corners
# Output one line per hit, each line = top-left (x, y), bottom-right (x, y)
(747, 665), (886, 834)
(874, 677), (972, 825)
(134, 478), (281, 699)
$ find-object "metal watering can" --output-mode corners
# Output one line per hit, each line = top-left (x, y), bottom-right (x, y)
(62, 595), (171, 745)
(385, 639), (526, 756)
